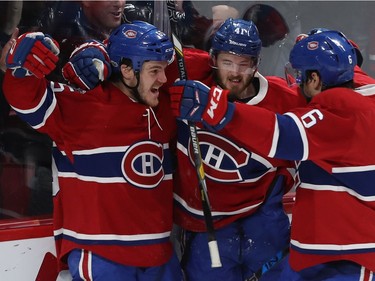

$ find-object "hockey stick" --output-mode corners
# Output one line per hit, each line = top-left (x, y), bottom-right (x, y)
(167, 0), (222, 268)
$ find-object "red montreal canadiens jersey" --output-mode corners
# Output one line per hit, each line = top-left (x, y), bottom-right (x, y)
(221, 85), (375, 271)
(3, 73), (176, 270)
(354, 65), (375, 88)
(167, 48), (306, 231)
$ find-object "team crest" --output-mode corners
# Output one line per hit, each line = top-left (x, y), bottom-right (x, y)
(188, 131), (250, 182)
(307, 41), (319, 50)
(124, 29), (137, 38)
(121, 141), (164, 188)
(186, 130), (274, 183)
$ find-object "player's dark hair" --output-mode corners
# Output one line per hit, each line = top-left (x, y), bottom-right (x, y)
(305, 70), (319, 83)
(109, 58), (133, 82)
(305, 70), (354, 90)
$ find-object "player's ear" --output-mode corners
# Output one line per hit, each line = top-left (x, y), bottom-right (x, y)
(121, 64), (134, 80)
(310, 72), (322, 90)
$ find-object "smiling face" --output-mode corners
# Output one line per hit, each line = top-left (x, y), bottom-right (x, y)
(82, 0), (126, 36)
(133, 61), (168, 107)
(214, 52), (257, 98)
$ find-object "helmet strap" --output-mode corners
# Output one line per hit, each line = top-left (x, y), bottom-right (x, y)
(121, 71), (145, 105)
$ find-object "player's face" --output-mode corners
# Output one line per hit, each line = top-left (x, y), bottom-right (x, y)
(137, 61), (168, 107)
(82, 1), (126, 34)
(214, 52), (257, 95)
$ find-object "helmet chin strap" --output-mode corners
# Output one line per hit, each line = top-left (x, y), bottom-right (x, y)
(120, 71), (146, 105)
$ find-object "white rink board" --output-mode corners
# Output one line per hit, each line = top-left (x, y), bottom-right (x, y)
(0, 236), (56, 281)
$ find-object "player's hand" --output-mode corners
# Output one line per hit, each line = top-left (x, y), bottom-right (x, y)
(6, 32), (59, 78)
(169, 80), (235, 130)
(62, 40), (111, 90)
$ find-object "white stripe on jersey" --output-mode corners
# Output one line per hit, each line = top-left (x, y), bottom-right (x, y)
(332, 165), (375, 173)
(58, 171), (173, 183)
(54, 228), (171, 241)
(299, 182), (375, 201)
(72, 143), (170, 155)
(291, 239), (375, 251)
(173, 193), (262, 216)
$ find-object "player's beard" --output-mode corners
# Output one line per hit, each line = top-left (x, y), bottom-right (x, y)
(120, 73), (151, 106)
(130, 87), (145, 104)
(214, 69), (253, 102)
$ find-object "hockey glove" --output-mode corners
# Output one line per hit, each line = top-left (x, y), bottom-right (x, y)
(170, 80), (235, 131)
(62, 40), (111, 90)
(6, 32), (59, 78)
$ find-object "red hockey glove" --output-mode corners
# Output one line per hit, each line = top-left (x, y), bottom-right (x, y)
(62, 40), (111, 90)
(169, 80), (235, 130)
(6, 32), (59, 78)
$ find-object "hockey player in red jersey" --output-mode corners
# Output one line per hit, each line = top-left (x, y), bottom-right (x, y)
(168, 19), (306, 281)
(2, 22), (183, 281)
(172, 29), (375, 280)
(60, 18), (306, 281)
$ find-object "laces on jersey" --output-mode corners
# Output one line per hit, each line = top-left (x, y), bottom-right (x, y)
(143, 108), (163, 139)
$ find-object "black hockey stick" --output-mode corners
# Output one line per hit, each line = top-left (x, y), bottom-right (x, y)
(167, 0), (222, 268)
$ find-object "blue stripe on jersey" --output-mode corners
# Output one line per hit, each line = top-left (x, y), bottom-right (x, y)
(13, 87), (55, 129)
(299, 161), (375, 197)
(52, 146), (173, 178)
(177, 120), (189, 147)
(273, 114), (305, 160)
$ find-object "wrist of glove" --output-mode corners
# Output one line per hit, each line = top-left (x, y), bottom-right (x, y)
(6, 32), (59, 78)
(62, 40), (111, 90)
(170, 80), (235, 131)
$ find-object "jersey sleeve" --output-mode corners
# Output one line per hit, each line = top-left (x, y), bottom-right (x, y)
(222, 88), (375, 169)
(354, 65), (375, 87)
(3, 70), (77, 148)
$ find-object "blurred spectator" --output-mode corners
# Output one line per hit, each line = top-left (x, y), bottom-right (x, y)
(0, 1), (23, 47)
(243, 2), (301, 77)
(243, 3), (289, 48)
(168, 0), (212, 50)
(43, 1), (126, 82)
(201, 4), (239, 50)
(123, 1), (153, 23)
(212, 5), (239, 30)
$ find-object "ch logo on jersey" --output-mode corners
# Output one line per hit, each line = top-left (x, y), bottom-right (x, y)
(188, 131), (250, 182)
(121, 141), (164, 189)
